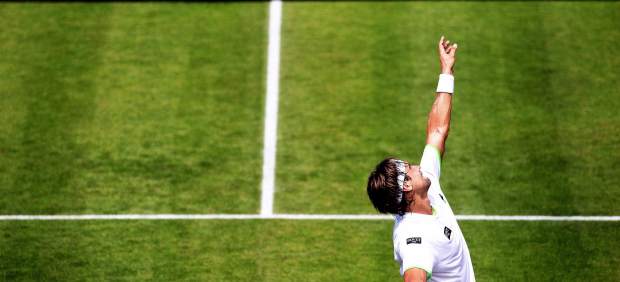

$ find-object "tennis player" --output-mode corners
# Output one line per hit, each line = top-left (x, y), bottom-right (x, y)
(366, 36), (475, 282)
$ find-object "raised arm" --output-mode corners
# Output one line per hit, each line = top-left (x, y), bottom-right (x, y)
(426, 36), (458, 157)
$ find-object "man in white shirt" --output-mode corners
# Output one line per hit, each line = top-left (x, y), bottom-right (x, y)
(366, 36), (475, 282)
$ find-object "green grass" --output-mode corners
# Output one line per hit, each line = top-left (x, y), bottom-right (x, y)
(276, 2), (620, 215)
(0, 2), (619, 282)
(1, 220), (618, 281)
(0, 3), (267, 214)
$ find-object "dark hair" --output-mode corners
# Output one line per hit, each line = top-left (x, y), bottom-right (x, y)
(366, 157), (409, 215)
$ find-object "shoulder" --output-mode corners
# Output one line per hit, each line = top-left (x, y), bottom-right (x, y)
(393, 216), (435, 243)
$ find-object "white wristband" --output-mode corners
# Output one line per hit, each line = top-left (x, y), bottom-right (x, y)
(436, 74), (454, 94)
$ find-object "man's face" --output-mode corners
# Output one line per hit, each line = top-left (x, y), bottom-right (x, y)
(403, 162), (431, 193)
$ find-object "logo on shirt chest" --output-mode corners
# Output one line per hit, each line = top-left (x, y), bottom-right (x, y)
(444, 226), (452, 240)
(406, 237), (422, 245)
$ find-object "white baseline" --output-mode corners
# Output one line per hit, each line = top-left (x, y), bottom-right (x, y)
(260, 0), (282, 216)
(1, 214), (618, 221)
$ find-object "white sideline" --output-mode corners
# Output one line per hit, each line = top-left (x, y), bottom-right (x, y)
(1, 214), (619, 221)
(260, 0), (282, 216)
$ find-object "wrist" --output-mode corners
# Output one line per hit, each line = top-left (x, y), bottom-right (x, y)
(441, 68), (453, 75)
(436, 73), (454, 94)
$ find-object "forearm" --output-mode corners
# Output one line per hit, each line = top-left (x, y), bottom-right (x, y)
(404, 268), (427, 282)
(426, 91), (452, 155)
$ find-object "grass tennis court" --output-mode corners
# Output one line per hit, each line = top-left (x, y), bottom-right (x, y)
(1, 221), (618, 281)
(276, 2), (620, 215)
(0, 2), (619, 281)
(0, 3), (267, 214)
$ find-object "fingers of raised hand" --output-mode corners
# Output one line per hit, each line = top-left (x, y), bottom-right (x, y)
(447, 43), (458, 56)
(438, 36), (446, 54)
(439, 36), (458, 56)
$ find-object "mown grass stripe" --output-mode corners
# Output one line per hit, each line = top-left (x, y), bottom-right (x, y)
(1, 214), (618, 221)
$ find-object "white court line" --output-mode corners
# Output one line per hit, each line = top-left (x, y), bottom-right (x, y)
(1, 214), (619, 221)
(260, 0), (282, 216)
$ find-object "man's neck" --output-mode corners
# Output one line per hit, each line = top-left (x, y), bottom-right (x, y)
(407, 196), (432, 215)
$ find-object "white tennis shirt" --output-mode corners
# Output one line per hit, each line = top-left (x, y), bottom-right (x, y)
(393, 145), (475, 281)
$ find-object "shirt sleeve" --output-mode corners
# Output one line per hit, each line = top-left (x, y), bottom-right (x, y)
(397, 233), (435, 277)
(420, 144), (441, 181)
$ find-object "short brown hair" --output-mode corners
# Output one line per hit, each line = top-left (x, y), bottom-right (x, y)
(367, 157), (409, 215)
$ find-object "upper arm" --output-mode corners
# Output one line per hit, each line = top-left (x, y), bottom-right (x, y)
(404, 267), (427, 282)
(420, 144), (441, 180)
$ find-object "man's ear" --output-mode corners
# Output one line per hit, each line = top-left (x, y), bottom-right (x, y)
(402, 180), (414, 192)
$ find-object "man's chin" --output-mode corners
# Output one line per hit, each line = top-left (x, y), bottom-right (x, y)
(423, 177), (432, 188)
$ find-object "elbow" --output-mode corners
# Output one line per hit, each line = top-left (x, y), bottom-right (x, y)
(428, 126), (449, 138)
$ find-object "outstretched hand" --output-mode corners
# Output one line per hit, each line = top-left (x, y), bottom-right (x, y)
(438, 36), (458, 75)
